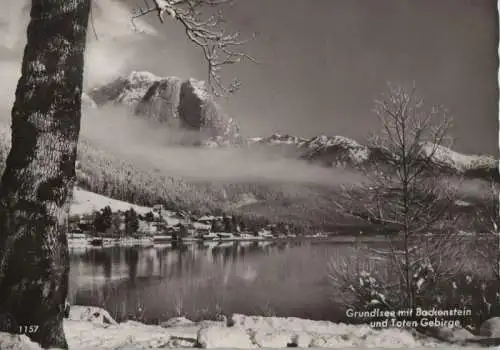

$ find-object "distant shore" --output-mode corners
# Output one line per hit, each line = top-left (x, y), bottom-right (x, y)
(67, 234), (401, 249)
(68, 231), (484, 249)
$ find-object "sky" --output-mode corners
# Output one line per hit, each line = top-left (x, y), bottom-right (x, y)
(0, 0), (498, 155)
(129, 0), (499, 155)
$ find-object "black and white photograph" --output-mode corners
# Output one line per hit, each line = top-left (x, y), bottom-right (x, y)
(0, 0), (498, 348)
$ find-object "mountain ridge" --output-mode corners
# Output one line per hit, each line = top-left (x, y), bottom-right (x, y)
(84, 71), (498, 182)
(248, 133), (498, 182)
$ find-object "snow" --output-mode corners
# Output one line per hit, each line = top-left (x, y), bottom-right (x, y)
(263, 133), (308, 146)
(68, 306), (117, 326)
(160, 317), (195, 328)
(0, 333), (42, 350)
(192, 222), (211, 230)
(126, 70), (162, 86)
(420, 143), (495, 173)
(113, 71), (163, 106)
(229, 314), (448, 348)
(70, 187), (152, 216)
(0, 305), (461, 349)
(94, 70), (179, 107)
(248, 137), (264, 143)
(479, 317), (500, 337)
(232, 193), (260, 209)
(198, 215), (216, 222)
(303, 135), (370, 164)
(188, 78), (210, 100)
(454, 200), (472, 207)
(253, 132), (495, 173)
(198, 326), (256, 348)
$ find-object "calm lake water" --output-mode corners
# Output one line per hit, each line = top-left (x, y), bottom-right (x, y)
(68, 240), (365, 324)
(68, 237), (486, 325)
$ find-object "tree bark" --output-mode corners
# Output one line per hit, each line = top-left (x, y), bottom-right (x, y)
(0, 1), (90, 348)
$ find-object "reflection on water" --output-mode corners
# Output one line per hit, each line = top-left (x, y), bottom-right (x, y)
(69, 240), (361, 324)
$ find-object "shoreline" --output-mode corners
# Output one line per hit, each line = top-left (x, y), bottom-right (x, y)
(68, 232), (481, 249)
(68, 234), (398, 249)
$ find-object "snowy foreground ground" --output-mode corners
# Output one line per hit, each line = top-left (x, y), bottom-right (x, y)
(0, 306), (490, 350)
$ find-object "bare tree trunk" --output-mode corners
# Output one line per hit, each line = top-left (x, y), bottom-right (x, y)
(0, 1), (90, 348)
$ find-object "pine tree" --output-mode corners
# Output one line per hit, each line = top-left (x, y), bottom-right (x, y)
(223, 216), (233, 233)
(125, 208), (139, 236)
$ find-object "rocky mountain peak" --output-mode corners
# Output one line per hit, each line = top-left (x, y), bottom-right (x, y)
(87, 71), (241, 146)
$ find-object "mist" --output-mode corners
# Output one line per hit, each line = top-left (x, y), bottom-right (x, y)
(81, 105), (366, 186)
(82, 103), (496, 196)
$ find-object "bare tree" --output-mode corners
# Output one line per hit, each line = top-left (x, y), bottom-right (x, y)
(0, 0), (250, 348)
(334, 84), (463, 312)
(132, 0), (257, 96)
(475, 179), (500, 279)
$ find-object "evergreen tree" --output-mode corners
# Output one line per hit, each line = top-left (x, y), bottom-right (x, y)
(239, 219), (246, 233)
(223, 216), (233, 233)
(93, 211), (104, 233)
(125, 208), (139, 236)
(93, 206), (113, 233)
(111, 212), (123, 237)
(211, 219), (223, 233)
(178, 224), (189, 238)
(144, 211), (155, 222)
(101, 206), (113, 230)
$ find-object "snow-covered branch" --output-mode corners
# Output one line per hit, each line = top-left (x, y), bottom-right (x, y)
(132, 0), (257, 97)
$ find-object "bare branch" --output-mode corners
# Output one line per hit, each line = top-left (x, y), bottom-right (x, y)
(131, 0), (258, 97)
(336, 84), (463, 310)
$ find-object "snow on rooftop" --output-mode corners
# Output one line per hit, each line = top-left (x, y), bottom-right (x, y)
(198, 215), (216, 221)
(248, 137), (264, 143)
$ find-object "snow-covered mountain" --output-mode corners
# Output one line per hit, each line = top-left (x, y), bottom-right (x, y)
(87, 71), (241, 146)
(251, 133), (498, 181)
(84, 71), (498, 182)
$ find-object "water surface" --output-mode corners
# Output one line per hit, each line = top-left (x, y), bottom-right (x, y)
(68, 237), (485, 325)
(69, 240), (359, 324)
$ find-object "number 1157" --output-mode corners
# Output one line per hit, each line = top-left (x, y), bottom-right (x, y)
(19, 325), (39, 333)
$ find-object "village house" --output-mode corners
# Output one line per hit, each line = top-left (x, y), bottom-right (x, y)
(138, 221), (158, 235)
(197, 215), (216, 225)
(192, 221), (211, 232)
(152, 204), (164, 213)
(77, 216), (94, 233)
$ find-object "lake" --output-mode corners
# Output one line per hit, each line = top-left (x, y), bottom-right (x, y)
(68, 240), (367, 324)
(67, 237), (489, 326)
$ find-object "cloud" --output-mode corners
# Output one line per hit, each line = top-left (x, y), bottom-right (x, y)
(0, 0), (29, 50)
(0, 0), (157, 97)
(0, 61), (20, 115)
(81, 104), (366, 186)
